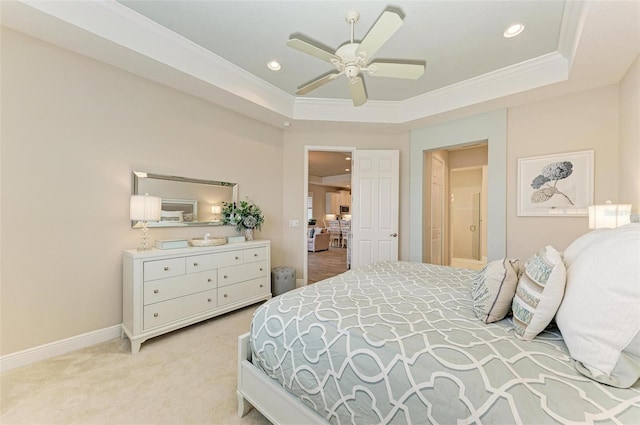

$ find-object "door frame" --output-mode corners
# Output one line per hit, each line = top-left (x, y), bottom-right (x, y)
(303, 145), (355, 286)
(409, 110), (507, 263)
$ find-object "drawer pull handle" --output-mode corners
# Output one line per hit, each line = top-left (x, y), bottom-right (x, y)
(259, 268), (263, 271)
(207, 298), (212, 302)
(164, 267), (169, 271)
(260, 284), (263, 288)
(235, 256), (239, 260)
(224, 275), (228, 279)
(154, 313), (158, 318)
(223, 294), (228, 298)
(207, 278), (212, 283)
(193, 262), (198, 267)
(254, 253), (258, 257)
(154, 289), (159, 294)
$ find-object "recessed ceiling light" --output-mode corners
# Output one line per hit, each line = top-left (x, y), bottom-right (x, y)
(345, 168), (350, 172)
(504, 23), (525, 38)
(345, 156), (351, 160)
(267, 60), (281, 71)
(283, 121), (291, 127)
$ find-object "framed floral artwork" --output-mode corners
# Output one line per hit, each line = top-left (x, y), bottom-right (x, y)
(517, 150), (594, 216)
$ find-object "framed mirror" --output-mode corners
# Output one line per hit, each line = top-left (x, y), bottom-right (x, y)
(132, 171), (238, 227)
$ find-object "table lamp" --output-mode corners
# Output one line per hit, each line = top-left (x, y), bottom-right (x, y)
(130, 194), (161, 250)
(588, 201), (632, 229)
(211, 205), (222, 222)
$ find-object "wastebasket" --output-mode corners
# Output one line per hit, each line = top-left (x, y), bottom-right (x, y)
(272, 266), (296, 296)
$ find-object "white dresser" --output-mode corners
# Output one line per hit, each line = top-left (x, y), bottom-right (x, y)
(122, 240), (271, 353)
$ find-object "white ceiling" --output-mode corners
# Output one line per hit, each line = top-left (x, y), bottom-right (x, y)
(117, 0), (564, 102)
(1, 0), (639, 130)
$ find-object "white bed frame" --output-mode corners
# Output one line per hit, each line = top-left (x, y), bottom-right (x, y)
(237, 332), (327, 424)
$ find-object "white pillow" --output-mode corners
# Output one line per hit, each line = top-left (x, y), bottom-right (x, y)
(160, 210), (183, 222)
(511, 246), (566, 340)
(562, 228), (609, 268)
(472, 259), (520, 323)
(556, 223), (640, 388)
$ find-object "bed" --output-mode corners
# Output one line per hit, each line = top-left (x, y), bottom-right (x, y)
(237, 224), (640, 424)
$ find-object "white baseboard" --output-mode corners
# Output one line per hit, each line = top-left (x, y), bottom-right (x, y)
(0, 325), (122, 373)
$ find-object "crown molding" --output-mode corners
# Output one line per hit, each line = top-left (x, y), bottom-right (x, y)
(2, 0), (580, 127)
(558, 0), (590, 69)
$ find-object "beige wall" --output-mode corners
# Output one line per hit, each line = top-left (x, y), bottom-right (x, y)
(507, 84), (620, 260)
(619, 54), (640, 214)
(1, 26), (637, 357)
(0, 28), (284, 355)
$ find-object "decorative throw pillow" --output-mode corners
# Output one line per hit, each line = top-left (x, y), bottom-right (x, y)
(472, 259), (520, 323)
(556, 224), (640, 388)
(511, 245), (566, 340)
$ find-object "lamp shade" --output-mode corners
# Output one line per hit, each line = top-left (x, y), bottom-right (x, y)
(211, 205), (222, 214)
(130, 195), (161, 221)
(588, 202), (632, 229)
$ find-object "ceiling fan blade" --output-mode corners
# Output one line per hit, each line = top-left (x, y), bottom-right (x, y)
(348, 77), (367, 106)
(356, 11), (403, 58)
(367, 62), (425, 79)
(296, 73), (340, 95)
(287, 38), (339, 63)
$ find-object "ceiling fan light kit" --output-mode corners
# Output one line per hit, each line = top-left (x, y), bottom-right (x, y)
(287, 9), (426, 107)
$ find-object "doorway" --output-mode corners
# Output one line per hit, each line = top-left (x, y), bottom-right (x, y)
(449, 166), (487, 270)
(423, 143), (488, 269)
(305, 148), (353, 284)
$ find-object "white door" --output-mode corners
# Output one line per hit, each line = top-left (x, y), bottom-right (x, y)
(430, 156), (444, 265)
(351, 150), (399, 267)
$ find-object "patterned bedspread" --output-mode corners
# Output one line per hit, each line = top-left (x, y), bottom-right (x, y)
(250, 261), (640, 424)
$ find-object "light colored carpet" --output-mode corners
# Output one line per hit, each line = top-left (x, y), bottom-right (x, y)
(1, 305), (271, 425)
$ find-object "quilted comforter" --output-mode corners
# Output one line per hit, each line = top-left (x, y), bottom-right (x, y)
(250, 261), (640, 424)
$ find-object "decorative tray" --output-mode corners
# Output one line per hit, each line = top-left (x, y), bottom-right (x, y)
(190, 237), (227, 247)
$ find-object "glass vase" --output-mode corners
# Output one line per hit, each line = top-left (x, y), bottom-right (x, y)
(244, 228), (255, 241)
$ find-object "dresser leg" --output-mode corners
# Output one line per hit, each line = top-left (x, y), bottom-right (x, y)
(130, 339), (142, 354)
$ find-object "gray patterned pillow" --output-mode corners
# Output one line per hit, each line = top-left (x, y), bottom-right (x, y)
(512, 245), (566, 340)
(472, 259), (520, 323)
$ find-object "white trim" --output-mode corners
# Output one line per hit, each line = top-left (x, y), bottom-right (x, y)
(0, 325), (121, 372)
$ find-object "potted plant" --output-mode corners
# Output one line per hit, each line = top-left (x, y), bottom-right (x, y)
(222, 200), (264, 240)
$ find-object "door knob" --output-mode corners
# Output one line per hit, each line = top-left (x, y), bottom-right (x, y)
(470, 225), (477, 232)
(390, 233), (398, 237)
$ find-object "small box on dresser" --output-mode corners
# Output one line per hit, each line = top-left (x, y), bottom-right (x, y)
(122, 240), (271, 353)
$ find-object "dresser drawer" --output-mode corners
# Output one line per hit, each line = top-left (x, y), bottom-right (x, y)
(143, 289), (217, 330)
(218, 277), (269, 307)
(218, 260), (268, 287)
(144, 258), (186, 281)
(143, 271), (217, 305)
(186, 250), (244, 273)
(244, 247), (268, 263)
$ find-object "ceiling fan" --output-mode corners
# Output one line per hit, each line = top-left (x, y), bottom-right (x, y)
(287, 9), (425, 107)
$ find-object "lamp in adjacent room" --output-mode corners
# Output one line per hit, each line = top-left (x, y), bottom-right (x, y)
(588, 201), (632, 229)
(130, 194), (161, 250)
(211, 205), (222, 222)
